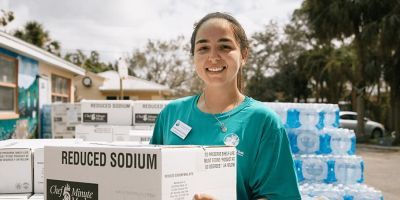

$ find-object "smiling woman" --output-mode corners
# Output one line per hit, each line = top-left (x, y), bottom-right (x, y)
(150, 12), (301, 200)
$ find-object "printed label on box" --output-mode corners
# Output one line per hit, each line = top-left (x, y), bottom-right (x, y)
(135, 114), (158, 124)
(83, 113), (108, 123)
(47, 179), (98, 200)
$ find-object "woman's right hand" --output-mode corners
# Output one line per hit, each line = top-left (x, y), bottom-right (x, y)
(193, 193), (216, 200)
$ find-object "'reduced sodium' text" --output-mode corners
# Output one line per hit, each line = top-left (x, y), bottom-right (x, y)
(61, 151), (157, 169)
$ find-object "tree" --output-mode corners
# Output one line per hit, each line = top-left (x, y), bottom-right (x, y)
(298, 0), (392, 140)
(245, 22), (280, 101)
(127, 36), (194, 97)
(377, 0), (400, 144)
(64, 50), (113, 73)
(0, 9), (14, 27)
(13, 21), (61, 55)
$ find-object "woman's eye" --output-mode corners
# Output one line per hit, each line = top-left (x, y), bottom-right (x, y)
(221, 45), (232, 50)
(197, 46), (208, 52)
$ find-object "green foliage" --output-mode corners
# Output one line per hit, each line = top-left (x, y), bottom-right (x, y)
(0, 9), (14, 27)
(127, 36), (196, 97)
(13, 21), (61, 56)
(64, 50), (113, 73)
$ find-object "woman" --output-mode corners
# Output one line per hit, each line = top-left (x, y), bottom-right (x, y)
(150, 12), (300, 200)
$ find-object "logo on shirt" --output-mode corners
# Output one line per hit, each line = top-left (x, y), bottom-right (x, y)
(224, 133), (240, 147)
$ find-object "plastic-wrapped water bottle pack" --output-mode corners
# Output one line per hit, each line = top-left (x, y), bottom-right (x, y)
(264, 102), (384, 199)
(264, 103), (340, 130)
(288, 128), (356, 155)
(300, 183), (383, 200)
(294, 155), (364, 185)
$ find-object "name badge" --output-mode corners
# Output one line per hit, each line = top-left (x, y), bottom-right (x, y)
(171, 120), (192, 139)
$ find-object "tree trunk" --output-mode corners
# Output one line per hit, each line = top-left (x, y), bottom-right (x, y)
(354, 33), (367, 141)
(356, 87), (367, 140)
(351, 87), (357, 111)
(392, 78), (400, 145)
(387, 84), (393, 131)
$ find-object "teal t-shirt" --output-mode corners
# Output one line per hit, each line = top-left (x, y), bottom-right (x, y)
(150, 95), (301, 200)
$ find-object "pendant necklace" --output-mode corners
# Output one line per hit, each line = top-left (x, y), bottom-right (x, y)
(203, 92), (239, 133)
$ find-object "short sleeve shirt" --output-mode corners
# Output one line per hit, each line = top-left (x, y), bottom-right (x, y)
(150, 95), (301, 200)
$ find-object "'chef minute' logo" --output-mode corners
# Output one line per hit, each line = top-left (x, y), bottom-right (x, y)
(47, 179), (98, 200)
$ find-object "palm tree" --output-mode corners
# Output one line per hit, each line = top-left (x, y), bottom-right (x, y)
(378, 1), (400, 144)
(13, 21), (61, 55)
(298, 0), (392, 140)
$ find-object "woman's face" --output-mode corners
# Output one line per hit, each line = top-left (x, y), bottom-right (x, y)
(193, 18), (245, 89)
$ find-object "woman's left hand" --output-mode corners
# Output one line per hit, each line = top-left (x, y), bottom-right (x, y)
(193, 193), (216, 200)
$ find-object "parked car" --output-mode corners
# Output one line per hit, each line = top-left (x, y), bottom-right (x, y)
(339, 111), (385, 138)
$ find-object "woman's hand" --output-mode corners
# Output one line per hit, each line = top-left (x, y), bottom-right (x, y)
(193, 193), (216, 200)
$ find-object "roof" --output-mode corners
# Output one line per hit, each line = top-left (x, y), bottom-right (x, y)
(98, 70), (171, 92)
(0, 31), (85, 75)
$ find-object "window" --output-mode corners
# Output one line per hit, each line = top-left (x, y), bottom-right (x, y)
(340, 114), (357, 120)
(51, 74), (70, 103)
(106, 96), (117, 100)
(0, 54), (18, 119)
(106, 96), (129, 100)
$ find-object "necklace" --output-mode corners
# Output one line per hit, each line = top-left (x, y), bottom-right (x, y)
(203, 92), (240, 133)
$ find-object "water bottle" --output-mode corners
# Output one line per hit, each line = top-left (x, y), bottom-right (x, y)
(301, 155), (328, 183)
(330, 129), (353, 155)
(346, 184), (384, 200)
(334, 156), (364, 184)
(300, 183), (384, 200)
(299, 104), (318, 129)
(287, 103), (301, 129)
(324, 104), (340, 128)
(296, 128), (321, 154)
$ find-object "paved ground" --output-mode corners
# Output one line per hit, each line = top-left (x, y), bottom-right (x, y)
(356, 144), (400, 200)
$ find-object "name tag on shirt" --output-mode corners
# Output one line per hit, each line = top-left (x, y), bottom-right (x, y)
(171, 120), (192, 139)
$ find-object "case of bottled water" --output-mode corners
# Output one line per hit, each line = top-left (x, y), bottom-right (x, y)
(288, 128), (322, 154)
(321, 128), (356, 155)
(264, 103), (340, 130)
(300, 183), (383, 200)
(264, 102), (383, 199)
(288, 128), (355, 155)
(294, 155), (364, 184)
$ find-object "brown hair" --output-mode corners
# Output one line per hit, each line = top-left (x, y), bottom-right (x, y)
(190, 12), (249, 92)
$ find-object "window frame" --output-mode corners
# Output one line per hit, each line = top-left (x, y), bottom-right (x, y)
(0, 53), (19, 119)
(51, 74), (71, 103)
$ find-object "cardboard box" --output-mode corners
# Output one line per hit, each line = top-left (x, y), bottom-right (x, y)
(111, 126), (134, 142)
(0, 139), (82, 194)
(0, 193), (32, 199)
(80, 100), (133, 126)
(45, 144), (236, 200)
(75, 125), (152, 143)
(132, 100), (169, 125)
(75, 125), (114, 142)
(51, 103), (81, 138)
(0, 141), (32, 193)
(128, 129), (153, 144)
(29, 194), (44, 200)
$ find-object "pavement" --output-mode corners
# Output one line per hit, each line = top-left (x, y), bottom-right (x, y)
(356, 144), (400, 200)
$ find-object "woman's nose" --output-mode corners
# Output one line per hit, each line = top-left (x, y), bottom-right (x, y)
(208, 50), (220, 64)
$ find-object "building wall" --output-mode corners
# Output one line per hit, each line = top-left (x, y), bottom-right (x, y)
(101, 91), (167, 100)
(39, 62), (76, 103)
(0, 47), (39, 140)
(74, 73), (107, 101)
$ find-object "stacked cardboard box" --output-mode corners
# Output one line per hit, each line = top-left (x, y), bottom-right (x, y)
(77, 100), (164, 143)
(51, 103), (81, 138)
(132, 100), (169, 126)
(0, 139), (82, 195)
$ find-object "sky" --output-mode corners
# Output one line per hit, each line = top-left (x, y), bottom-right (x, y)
(1, 0), (303, 63)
